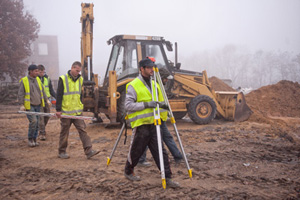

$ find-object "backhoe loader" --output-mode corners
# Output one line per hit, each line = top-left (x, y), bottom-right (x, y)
(80, 3), (252, 125)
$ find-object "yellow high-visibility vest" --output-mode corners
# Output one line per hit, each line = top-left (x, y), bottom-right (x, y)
(20, 76), (45, 110)
(42, 77), (51, 98)
(60, 74), (83, 116)
(126, 78), (168, 128)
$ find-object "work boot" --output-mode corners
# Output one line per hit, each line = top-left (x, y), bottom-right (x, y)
(86, 150), (100, 159)
(137, 161), (152, 167)
(58, 153), (70, 159)
(28, 139), (34, 147)
(174, 158), (183, 165)
(124, 172), (141, 181)
(33, 138), (39, 146)
(39, 134), (46, 141)
(175, 153), (191, 165)
(166, 178), (180, 188)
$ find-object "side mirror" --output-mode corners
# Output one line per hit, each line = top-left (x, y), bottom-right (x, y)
(175, 63), (181, 69)
(165, 41), (173, 51)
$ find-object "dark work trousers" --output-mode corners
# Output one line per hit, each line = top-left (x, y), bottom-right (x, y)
(139, 121), (183, 163)
(125, 124), (172, 178)
(58, 118), (92, 155)
(39, 104), (50, 135)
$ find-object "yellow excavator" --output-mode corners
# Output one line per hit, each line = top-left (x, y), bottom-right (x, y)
(80, 3), (252, 125)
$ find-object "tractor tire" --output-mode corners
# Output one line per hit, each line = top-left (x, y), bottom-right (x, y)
(188, 95), (216, 124)
(173, 111), (187, 120)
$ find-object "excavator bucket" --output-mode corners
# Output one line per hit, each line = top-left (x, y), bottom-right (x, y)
(234, 92), (253, 122)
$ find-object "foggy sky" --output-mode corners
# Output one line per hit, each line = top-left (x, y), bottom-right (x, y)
(23, 0), (300, 78)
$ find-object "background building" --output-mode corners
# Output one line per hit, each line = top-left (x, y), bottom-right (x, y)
(28, 35), (59, 83)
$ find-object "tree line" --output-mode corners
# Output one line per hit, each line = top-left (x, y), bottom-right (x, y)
(181, 45), (300, 89)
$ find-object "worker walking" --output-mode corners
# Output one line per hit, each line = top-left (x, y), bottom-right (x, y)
(37, 64), (56, 141)
(18, 64), (49, 147)
(124, 57), (180, 188)
(56, 61), (100, 159)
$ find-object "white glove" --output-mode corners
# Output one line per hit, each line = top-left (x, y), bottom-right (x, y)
(20, 105), (26, 111)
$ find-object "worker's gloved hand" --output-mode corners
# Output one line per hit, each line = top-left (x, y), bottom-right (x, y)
(144, 101), (158, 108)
(20, 105), (26, 111)
(158, 102), (169, 110)
(47, 100), (52, 107)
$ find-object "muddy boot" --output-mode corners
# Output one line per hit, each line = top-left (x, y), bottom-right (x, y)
(137, 161), (152, 167)
(39, 134), (46, 141)
(58, 153), (70, 159)
(86, 150), (100, 159)
(28, 139), (34, 147)
(124, 172), (141, 181)
(33, 138), (39, 146)
(174, 158), (183, 165)
(166, 178), (180, 188)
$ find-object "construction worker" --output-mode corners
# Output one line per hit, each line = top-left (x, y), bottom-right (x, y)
(124, 57), (180, 188)
(55, 61), (100, 159)
(37, 64), (56, 141)
(18, 64), (49, 147)
(138, 68), (183, 166)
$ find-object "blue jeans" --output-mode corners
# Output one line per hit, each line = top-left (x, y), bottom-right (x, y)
(139, 121), (183, 162)
(26, 105), (40, 140)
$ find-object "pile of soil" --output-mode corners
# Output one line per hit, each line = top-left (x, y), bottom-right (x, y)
(246, 80), (300, 118)
(209, 76), (236, 92)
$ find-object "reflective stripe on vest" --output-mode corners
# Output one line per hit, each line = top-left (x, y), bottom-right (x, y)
(60, 74), (83, 116)
(126, 78), (168, 128)
(43, 77), (51, 98)
(20, 76), (45, 110)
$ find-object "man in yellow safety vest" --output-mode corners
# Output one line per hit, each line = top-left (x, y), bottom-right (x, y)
(124, 57), (180, 188)
(18, 64), (49, 147)
(37, 64), (56, 141)
(55, 61), (100, 159)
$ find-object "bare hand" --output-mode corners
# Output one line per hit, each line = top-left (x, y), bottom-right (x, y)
(47, 100), (52, 107)
(20, 105), (26, 111)
(56, 112), (62, 118)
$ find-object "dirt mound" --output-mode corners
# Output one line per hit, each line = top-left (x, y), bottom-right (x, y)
(209, 76), (236, 91)
(246, 80), (300, 118)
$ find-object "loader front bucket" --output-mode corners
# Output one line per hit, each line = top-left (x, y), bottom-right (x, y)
(234, 92), (253, 122)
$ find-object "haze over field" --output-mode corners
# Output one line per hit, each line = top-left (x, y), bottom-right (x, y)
(23, 0), (300, 87)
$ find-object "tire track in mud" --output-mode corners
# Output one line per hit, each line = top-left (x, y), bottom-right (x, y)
(0, 165), (273, 200)
(179, 125), (300, 199)
(1, 104), (299, 199)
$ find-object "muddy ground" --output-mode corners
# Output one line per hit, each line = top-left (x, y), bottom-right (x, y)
(0, 81), (300, 199)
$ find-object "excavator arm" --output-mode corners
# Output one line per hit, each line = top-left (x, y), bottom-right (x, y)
(81, 3), (94, 81)
(80, 3), (99, 116)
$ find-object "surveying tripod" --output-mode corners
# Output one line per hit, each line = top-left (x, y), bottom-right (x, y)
(107, 66), (192, 189)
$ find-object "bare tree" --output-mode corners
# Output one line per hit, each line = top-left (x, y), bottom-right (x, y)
(0, 0), (40, 81)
